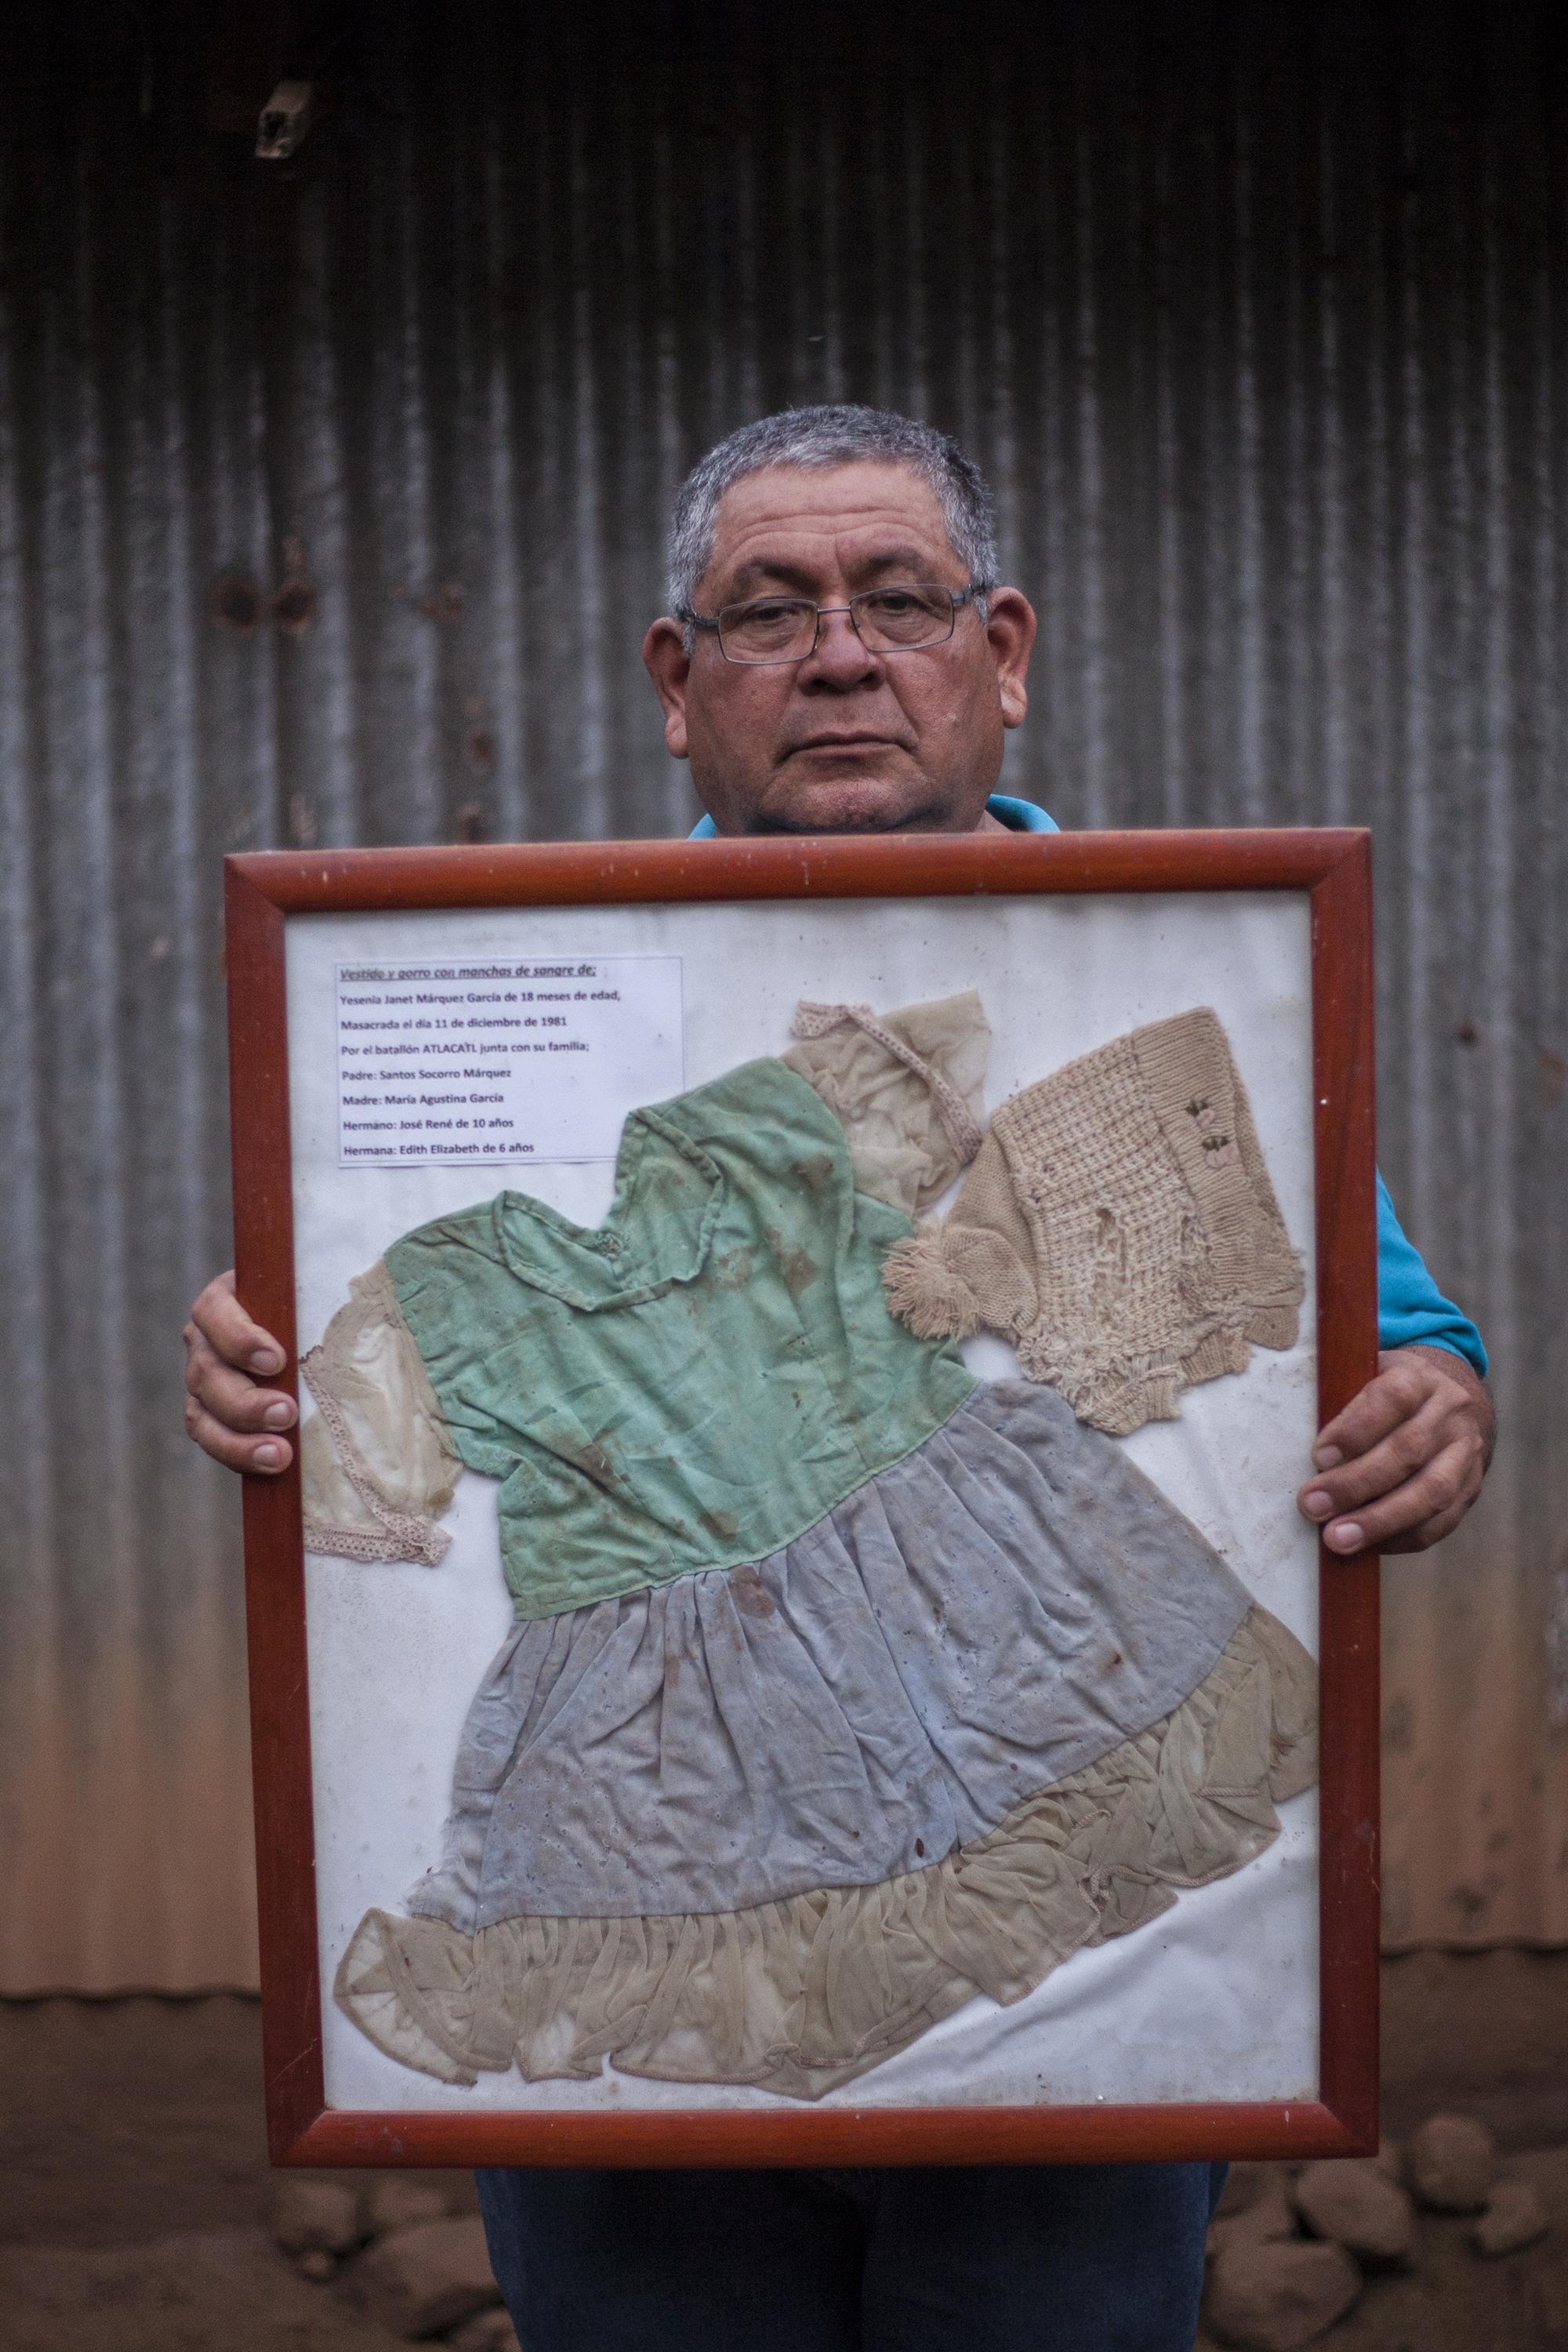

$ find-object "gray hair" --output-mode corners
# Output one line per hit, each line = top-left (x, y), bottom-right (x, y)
(666, 405), (1000, 625)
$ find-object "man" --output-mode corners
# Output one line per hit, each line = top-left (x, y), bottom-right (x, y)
(185, 407), (1491, 2350)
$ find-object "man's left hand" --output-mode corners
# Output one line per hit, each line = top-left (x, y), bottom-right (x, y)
(1298, 1345), (1494, 1555)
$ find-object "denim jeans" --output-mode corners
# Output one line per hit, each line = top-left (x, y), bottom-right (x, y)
(475, 2159), (1225, 2350)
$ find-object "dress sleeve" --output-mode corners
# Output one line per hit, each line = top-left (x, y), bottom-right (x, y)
(299, 1260), (462, 1565)
(780, 990), (990, 1216)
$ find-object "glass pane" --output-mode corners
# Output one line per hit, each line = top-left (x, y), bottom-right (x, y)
(720, 597), (816, 659)
(853, 585), (953, 647)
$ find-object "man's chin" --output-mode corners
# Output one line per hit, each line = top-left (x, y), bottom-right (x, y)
(750, 773), (938, 835)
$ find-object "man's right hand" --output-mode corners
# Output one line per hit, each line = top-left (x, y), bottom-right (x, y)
(183, 1272), (296, 1474)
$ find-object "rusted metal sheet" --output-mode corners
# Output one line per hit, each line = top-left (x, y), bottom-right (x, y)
(1, 4), (1563, 1989)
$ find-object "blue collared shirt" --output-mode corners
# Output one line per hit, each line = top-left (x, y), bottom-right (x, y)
(691, 791), (1486, 1374)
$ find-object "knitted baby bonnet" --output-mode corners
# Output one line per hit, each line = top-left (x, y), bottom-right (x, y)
(782, 993), (989, 1217)
(881, 1006), (1305, 1435)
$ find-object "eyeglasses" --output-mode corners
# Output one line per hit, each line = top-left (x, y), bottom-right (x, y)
(688, 583), (985, 666)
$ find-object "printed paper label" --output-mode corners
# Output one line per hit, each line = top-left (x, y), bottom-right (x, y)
(333, 954), (684, 1167)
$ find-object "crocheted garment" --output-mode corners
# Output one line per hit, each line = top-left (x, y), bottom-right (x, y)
(883, 1006), (1305, 1435)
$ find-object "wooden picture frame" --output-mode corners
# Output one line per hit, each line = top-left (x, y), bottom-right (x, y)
(226, 826), (1377, 2170)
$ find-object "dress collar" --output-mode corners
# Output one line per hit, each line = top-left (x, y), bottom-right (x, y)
(489, 1106), (725, 1312)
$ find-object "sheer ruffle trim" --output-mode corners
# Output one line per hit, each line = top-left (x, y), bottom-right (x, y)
(299, 1261), (459, 1565)
(333, 1602), (1316, 2100)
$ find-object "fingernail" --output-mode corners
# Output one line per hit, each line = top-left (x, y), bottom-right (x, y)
(1303, 1489), (1334, 1519)
(263, 1401), (295, 1430)
(1313, 1444), (1344, 1469)
(1328, 1521), (1364, 1552)
(255, 1443), (283, 1469)
(250, 1348), (281, 1373)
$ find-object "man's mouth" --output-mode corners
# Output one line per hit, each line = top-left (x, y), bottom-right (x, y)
(787, 734), (902, 754)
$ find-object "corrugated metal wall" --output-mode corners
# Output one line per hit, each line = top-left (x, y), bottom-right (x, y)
(2, 2), (1564, 1990)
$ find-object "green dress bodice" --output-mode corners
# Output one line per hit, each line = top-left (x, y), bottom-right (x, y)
(385, 1058), (977, 1618)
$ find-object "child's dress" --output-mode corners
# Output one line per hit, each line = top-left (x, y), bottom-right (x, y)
(301, 995), (1316, 2100)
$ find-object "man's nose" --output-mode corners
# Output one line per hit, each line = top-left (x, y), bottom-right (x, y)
(798, 605), (880, 684)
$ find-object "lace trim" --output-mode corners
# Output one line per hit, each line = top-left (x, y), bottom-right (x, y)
(299, 1349), (452, 1566)
(333, 1602), (1317, 2100)
(792, 1000), (985, 1165)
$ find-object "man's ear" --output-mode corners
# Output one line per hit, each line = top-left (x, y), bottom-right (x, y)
(642, 618), (692, 760)
(985, 589), (1036, 731)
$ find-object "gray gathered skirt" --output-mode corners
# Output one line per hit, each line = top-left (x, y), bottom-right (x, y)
(336, 1379), (1317, 2096)
(408, 1379), (1252, 1926)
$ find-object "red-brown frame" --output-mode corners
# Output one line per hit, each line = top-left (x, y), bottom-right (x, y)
(226, 826), (1378, 2169)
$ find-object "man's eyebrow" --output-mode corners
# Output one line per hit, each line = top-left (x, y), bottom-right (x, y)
(722, 546), (945, 598)
(848, 547), (944, 583)
(723, 557), (818, 598)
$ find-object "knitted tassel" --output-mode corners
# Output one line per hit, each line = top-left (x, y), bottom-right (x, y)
(880, 1229), (985, 1341)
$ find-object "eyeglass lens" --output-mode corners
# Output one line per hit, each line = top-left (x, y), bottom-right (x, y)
(717, 584), (957, 663)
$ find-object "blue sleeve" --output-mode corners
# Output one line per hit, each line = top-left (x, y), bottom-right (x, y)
(1376, 1173), (1487, 1377)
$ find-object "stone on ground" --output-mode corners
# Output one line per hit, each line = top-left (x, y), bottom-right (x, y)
(297, 2249), (339, 2281)
(362, 2177), (452, 2240)
(1209, 2163), (1298, 2258)
(1215, 2162), (1290, 2222)
(1406, 2112), (1499, 2212)
(350, 2216), (503, 2339)
(1293, 2158), (1414, 2264)
(1472, 2176), (1551, 2258)
(272, 2176), (365, 2256)
(448, 2311), (519, 2352)
(1204, 2237), (1362, 2352)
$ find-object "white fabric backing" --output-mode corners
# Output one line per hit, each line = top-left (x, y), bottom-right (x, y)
(286, 890), (1319, 2116)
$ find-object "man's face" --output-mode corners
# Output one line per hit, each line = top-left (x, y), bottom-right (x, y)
(643, 459), (1036, 835)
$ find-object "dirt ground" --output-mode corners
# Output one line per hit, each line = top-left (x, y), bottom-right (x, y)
(3, 1951), (1568, 2348)
(0, 1995), (481, 2351)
